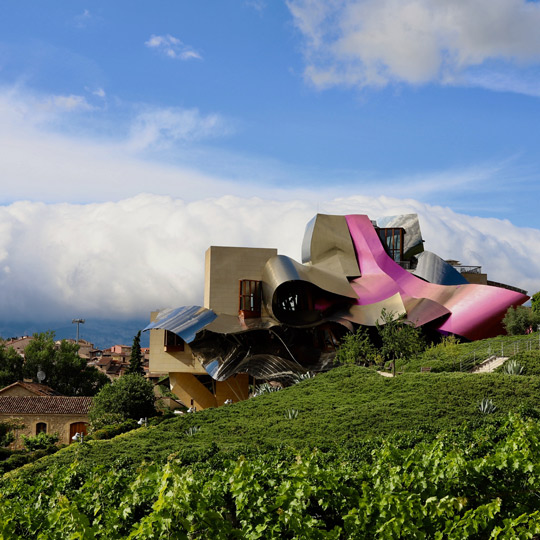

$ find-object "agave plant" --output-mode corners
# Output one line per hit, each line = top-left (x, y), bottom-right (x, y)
(504, 359), (524, 375)
(284, 408), (299, 420)
(184, 426), (200, 436)
(291, 372), (315, 384)
(478, 398), (497, 414)
(252, 383), (281, 397)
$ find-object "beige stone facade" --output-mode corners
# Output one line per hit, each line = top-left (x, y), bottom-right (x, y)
(149, 246), (277, 409)
(0, 396), (92, 449)
(1, 412), (90, 449)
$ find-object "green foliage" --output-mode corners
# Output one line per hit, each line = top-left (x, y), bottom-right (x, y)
(531, 291), (540, 315)
(126, 330), (144, 376)
(89, 373), (156, 424)
(335, 326), (380, 366)
(23, 332), (109, 396)
(89, 419), (139, 441)
(4, 416), (540, 537)
(89, 412), (126, 432)
(0, 344), (23, 388)
(376, 309), (425, 364)
(503, 306), (540, 335)
(0, 419), (24, 448)
(21, 431), (59, 451)
(497, 350), (540, 376)
(14, 366), (540, 478)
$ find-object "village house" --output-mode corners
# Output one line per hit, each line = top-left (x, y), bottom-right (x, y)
(0, 381), (91, 449)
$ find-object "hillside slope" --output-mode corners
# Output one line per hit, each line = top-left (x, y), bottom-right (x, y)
(14, 365), (540, 474)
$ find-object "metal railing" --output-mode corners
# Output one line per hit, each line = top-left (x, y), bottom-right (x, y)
(457, 334), (540, 372)
(453, 266), (482, 274)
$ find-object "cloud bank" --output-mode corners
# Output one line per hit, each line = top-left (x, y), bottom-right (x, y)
(0, 194), (537, 323)
(287, 0), (540, 93)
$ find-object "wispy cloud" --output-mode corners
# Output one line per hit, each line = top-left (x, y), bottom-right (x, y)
(127, 106), (231, 151)
(74, 9), (92, 29)
(145, 34), (202, 60)
(287, 0), (540, 94)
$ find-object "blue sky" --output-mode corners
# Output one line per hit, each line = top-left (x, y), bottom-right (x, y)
(1, 0), (540, 327)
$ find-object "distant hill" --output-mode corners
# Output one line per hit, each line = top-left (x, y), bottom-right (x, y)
(0, 318), (150, 349)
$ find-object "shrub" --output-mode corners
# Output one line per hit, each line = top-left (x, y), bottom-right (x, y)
(89, 373), (156, 424)
(335, 326), (380, 366)
(376, 309), (425, 364)
(502, 306), (539, 335)
(21, 432), (59, 451)
(90, 419), (139, 441)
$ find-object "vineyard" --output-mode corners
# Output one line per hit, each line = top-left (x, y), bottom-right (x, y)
(4, 361), (540, 537)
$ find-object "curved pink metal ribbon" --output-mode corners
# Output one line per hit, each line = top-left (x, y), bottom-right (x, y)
(345, 215), (528, 340)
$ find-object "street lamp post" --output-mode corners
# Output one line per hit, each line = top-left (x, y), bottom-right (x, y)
(72, 319), (85, 343)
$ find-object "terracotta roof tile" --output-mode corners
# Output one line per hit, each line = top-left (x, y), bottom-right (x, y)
(0, 396), (92, 415)
(0, 382), (62, 396)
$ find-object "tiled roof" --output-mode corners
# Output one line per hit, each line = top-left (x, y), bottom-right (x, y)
(0, 382), (62, 396)
(0, 396), (93, 415)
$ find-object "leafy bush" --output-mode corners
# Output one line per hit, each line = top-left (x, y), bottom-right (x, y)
(90, 419), (139, 441)
(0, 418), (24, 447)
(496, 351), (540, 376)
(376, 309), (425, 364)
(503, 306), (540, 335)
(89, 412), (126, 432)
(335, 326), (380, 366)
(89, 373), (156, 424)
(21, 432), (59, 451)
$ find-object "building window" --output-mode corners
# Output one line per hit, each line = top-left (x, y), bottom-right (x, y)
(377, 228), (405, 262)
(239, 280), (262, 318)
(36, 422), (47, 435)
(164, 331), (184, 352)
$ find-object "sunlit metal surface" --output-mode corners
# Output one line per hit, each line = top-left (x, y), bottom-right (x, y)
(143, 305), (217, 343)
(376, 214), (424, 260)
(413, 251), (468, 286)
(345, 214), (528, 340)
(301, 214), (360, 276)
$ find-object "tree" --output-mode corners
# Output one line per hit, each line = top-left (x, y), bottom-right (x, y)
(23, 332), (109, 396)
(0, 419), (24, 447)
(89, 373), (156, 425)
(502, 306), (540, 335)
(531, 291), (540, 316)
(335, 326), (380, 366)
(376, 309), (425, 364)
(0, 343), (24, 388)
(126, 331), (144, 376)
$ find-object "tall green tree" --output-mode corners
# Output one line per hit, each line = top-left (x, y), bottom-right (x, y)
(502, 306), (540, 335)
(23, 332), (109, 396)
(376, 309), (425, 364)
(531, 291), (540, 316)
(0, 343), (24, 388)
(89, 373), (156, 424)
(126, 330), (144, 376)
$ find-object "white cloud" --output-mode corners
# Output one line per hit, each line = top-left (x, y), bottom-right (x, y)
(0, 194), (537, 323)
(287, 0), (540, 92)
(128, 106), (231, 151)
(145, 34), (202, 61)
